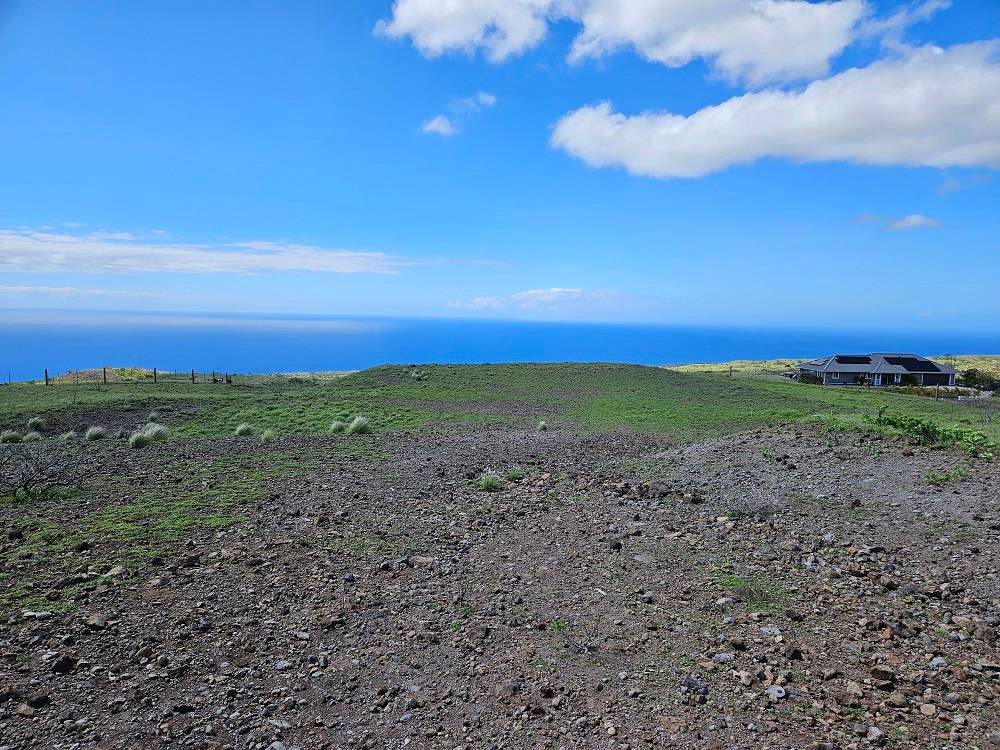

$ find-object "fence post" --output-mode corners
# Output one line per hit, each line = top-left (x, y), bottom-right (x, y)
(44, 368), (49, 386)
(153, 367), (158, 383)
(191, 369), (195, 384)
(212, 370), (216, 384)
(103, 367), (107, 385)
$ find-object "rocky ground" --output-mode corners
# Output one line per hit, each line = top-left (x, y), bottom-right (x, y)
(1, 420), (998, 750)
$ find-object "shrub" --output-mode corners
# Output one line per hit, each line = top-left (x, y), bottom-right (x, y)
(0, 430), (23, 444)
(866, 408), (997, 459)
(22, 431), (42, 442)
(85, 426), (108, 441)
(798, 372), (822, 385)
(344, 416), (371, 435)
(537, 420), (548, 431)
(0, 445), (83, 498)
(234, 422), (255, 437)
(26, 417), (46, 432)
(477, 472), (502, 492)
(329, 420), (348, 434)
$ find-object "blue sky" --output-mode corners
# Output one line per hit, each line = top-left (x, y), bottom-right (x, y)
(0, 0), (997, 330)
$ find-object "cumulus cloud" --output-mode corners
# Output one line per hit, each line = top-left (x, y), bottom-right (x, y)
(421, 114), (458, 136)
(378, 0), (886, 85)
(887, 213), (942, 230)
(550, 42), (1000, 178)
(0, 228), (411, 275)
(451, 287), (615, 310)
(568, 0), (865, 85)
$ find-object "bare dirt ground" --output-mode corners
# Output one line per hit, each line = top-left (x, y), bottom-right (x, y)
(1, 421), (999, 750)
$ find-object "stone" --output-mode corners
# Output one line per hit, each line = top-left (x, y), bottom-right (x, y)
(919, 703), (936, 716)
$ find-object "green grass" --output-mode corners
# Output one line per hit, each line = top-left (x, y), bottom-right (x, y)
(2, 363), (996, 444)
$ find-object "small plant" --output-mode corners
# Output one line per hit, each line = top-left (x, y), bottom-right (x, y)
(261, 429), (275, 441)
(344, 416), (371, 435)
(59, 431), (77, 441)
(147, 411), (160, 423)
(328, 420), (348, 434)
(128, 422), (170, 449)
(725, 483), (780, 520)
(26, 417), (46, 432)
(477, 472), (502, 492)
(0, 430), (23, 444)
(924, 466), (969, 486)
(0, 445), (83, 498)
(537, 420), (548, 431)
(85, 426), (109, 441)
(409, 369), (427, 381)
(22, 431), (42, 442)
(234, 422), (255, 437)
(505, 466), (526, 482)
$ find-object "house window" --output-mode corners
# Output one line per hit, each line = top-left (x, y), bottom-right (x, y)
(832, 372), (841, 379)
(894, 374), (901, 384)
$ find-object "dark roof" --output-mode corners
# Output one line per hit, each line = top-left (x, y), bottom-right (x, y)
(796, 353), (955, 375)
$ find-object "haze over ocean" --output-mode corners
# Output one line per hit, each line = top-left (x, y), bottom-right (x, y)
(1, 310), (996, 382)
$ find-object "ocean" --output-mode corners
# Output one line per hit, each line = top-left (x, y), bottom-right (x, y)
(0, 309), (996, 382)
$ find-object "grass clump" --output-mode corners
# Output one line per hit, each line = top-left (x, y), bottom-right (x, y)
(85, 426), (109, 441)
(505, 466), (526, 482)
(261, 429), (275, 441)
(328, 420), (348, 434)
(22, 431), (42, 442)
(0, 430), (23, 444)
(477, 472), (503, 492)
(26, 416), (46, 432)
(867, 408), (997, 459)
(59, 431), (77, 441)
(234, 422), (255, 437)
(537, 420), (548, 431)
(344, 416), (371, 435)
(128, 422), (170, 449)
(710, 567), (788, 612)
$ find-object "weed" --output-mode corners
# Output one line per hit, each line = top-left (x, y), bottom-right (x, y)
(22, 431), (42, 442)
(725, 483), (780, 520)
(477, 472), (502, 492)
(234, 422), (255, 437)
(505, 466), (526, 482)
(709, 567), (788, 612)
(59, 431), (77, 441)
(128, 422), (170, 449)
(328, 420), (348, 434)
(924, 466), (969, 486)
(261, 429), (275, 441)
(84, 426), (108, 441)
(537, 420), (548, 431)
(0, 430), (23, 444)
(26, 417), (45, 432)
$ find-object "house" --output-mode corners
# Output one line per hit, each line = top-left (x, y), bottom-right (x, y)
(796, 353), (956, 387)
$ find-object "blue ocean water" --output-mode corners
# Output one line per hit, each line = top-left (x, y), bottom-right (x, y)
(0, 309), (997, 382)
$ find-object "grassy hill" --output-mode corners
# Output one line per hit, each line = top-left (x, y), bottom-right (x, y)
(2, 363), (996, 442)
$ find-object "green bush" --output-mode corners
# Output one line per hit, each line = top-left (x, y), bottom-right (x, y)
(85, 426), (109, 441)
(128, 422), (170, 449)
(234, 422), (254, 437)
(344, 416), (371, 435)
(798, 372), (822, 385)
(505, 466), (525, 481)
(328, 420), (348, 434)
(867, 408), (997, 459)
(0, 430), (23, 444)
(26, 416), (46, 431)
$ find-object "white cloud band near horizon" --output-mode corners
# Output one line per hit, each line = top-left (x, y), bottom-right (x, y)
(376, 0), (946, 86)
(550, 41), (1000, 178)
(451, 287), (617, 311)
(0, 228), (494, 275)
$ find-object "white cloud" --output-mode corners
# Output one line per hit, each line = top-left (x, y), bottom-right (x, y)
(0, 285), (162, 298)
(421, 114), (458, 136)
(376, 0), (563, 63)
(551, 42), (1000, 178)
(377, 0), (878, 85)
(568, 0), (865, 85)
(451, 287), (615, 310)
(887, 213), (942, 230)
(0, 228), (406, 275)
